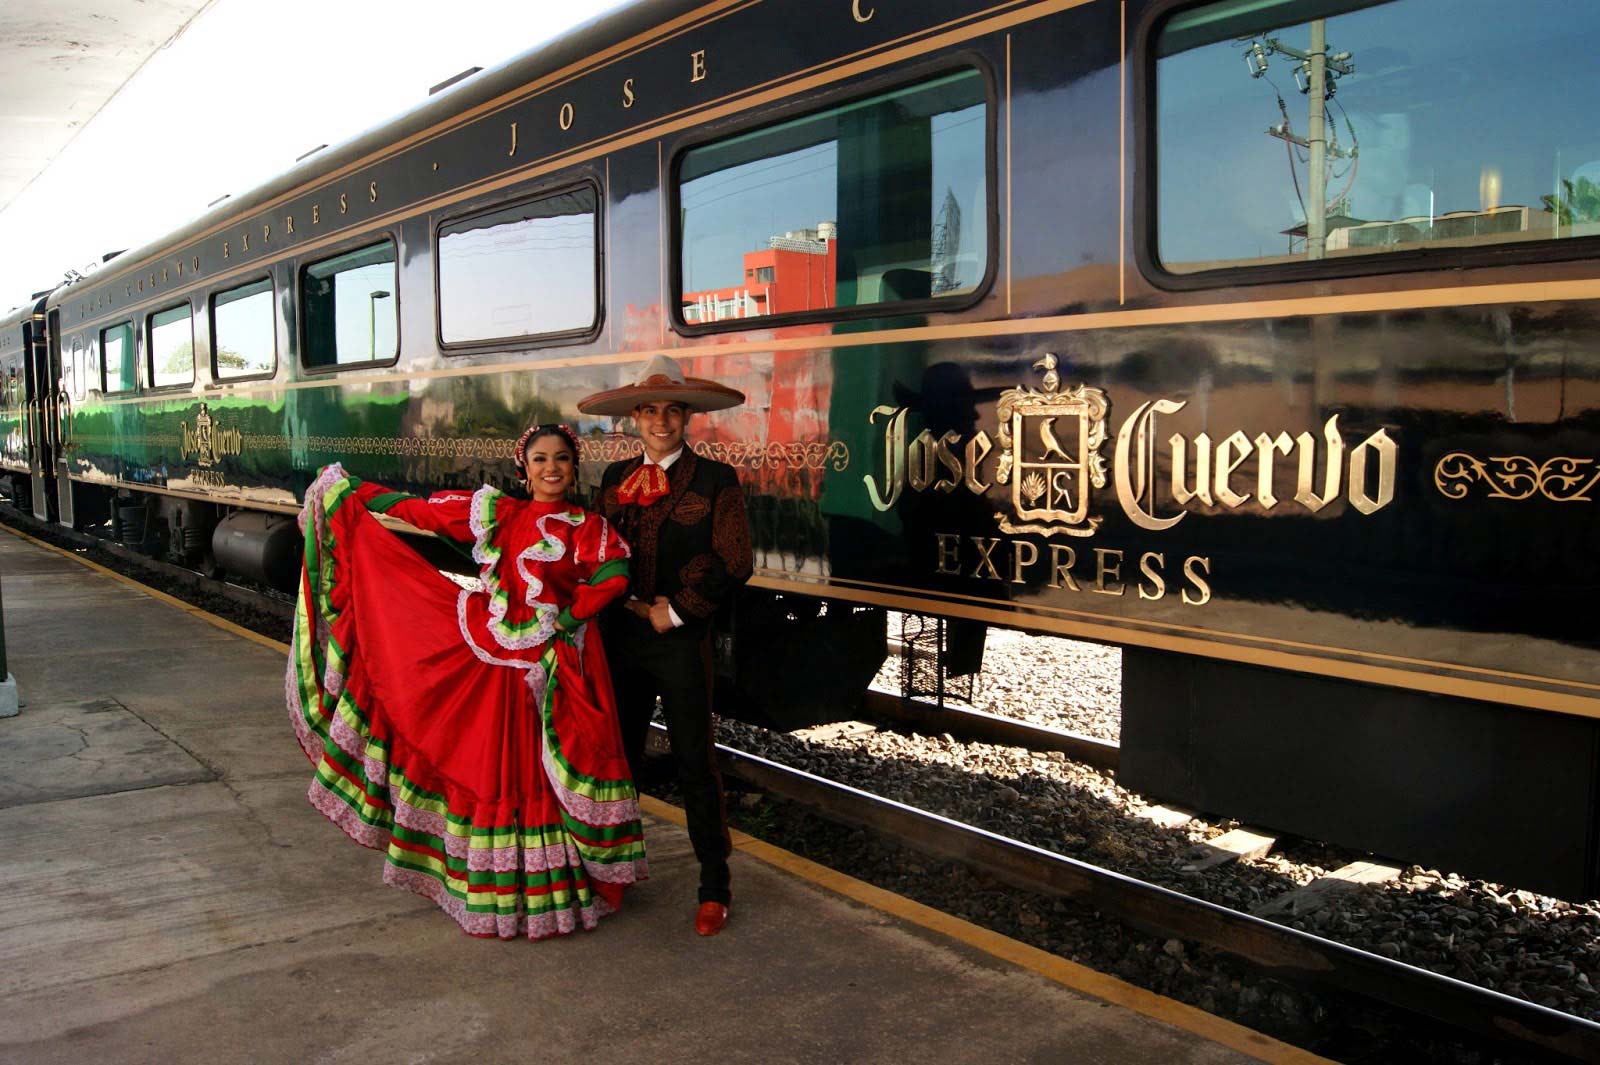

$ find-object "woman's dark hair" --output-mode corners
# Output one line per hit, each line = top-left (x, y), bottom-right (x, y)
(512, 423), (581, 480)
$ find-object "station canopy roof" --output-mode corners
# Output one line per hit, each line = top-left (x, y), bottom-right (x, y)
(0, 0), (214, 213)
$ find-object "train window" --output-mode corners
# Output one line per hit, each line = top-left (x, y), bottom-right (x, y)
(301, 240), (398, 369)
(147, 304), (194, 388)
(437, 186), (598, 346)
(68, 338), (85, 400)
(1154, 0), (1600, 275)
(676, 66), (989, 326)
(101, 322), (136, 393)
(212, 277), (276, 379)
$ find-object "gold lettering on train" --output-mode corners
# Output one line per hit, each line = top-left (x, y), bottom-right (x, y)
(1093, 548), (1123, 596)
(622, 78), (636, 108)
(312, 204), (321, 225)
(559, 102), (575, 131)
(339, 193), (349, 214)
(369, 181), (378, 203)
(262, 222), (271, 242)
(969, 537), (1002, 580)
(1010, 539), (1037, 584)
(852, 0), (876, 22)
(179, 403), (243, 468)
(223, 241), (230, 259)
(869, 359), (1400, 539)
(285, 215), (295, 235)
(192, 256), (199, 272)
(242, 232), (250, 252)
(508, 121), (519, 156)
(964, 433), (992, 493)
(691, 49), (708, 83)
(864, 405), (907, 511)
(162, 266), (169, 283)
(1182, 556), (1213, 605)
(1137, 552), (1166, 600)
(930, 533), (1211, 605)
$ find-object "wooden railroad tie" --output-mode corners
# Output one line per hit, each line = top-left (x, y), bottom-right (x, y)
(1250, 860), (1403, 918)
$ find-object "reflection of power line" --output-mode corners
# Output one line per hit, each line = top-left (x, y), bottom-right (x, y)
(930, 112), (984, 134)
(682, 142), (837, 202)
(684, 118), (984, 214)
(442, 244), (596, 260)
(683, 162), (839, 214)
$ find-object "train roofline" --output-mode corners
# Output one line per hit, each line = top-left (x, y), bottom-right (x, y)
(46, 0), (685, 309)
(1, 292), (53, 329)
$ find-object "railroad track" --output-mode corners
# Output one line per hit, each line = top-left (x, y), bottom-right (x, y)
(671, 733), (1600, 1063)
(11, 504), (1596, 1060)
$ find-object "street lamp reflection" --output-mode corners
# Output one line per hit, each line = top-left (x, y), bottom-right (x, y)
(369, 289), (392, 358)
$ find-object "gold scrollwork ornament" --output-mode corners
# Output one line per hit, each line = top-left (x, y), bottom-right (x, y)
(1434, 452), (1599, 503)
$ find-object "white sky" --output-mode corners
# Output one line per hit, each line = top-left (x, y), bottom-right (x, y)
(0, 0), (627, 309)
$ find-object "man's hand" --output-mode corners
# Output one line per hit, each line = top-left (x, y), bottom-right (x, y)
(626, 598), (652, 622)
(648, 596), (676, 634)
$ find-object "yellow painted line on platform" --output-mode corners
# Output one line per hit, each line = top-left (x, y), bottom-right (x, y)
(637, 795), (1330, 1065)
(0, 521), (291, 656)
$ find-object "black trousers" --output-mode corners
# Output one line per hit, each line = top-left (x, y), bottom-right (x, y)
(604, 612), (732, 904)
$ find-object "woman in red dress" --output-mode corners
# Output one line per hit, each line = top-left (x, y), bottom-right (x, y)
(287, 424), (646, 939)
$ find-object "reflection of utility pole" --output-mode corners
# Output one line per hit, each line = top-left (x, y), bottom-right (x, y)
(369, 290), (392, 358)
(1306, 20), (1330, 258)
(1248, 20), (1354, 259)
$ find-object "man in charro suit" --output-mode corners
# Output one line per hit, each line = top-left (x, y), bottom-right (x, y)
(579, 355), (752, 936)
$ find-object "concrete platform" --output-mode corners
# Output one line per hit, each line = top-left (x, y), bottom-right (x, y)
(0, 523), (1321, 1064)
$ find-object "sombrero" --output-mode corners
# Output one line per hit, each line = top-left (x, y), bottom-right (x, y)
(577, 355), (745, 416)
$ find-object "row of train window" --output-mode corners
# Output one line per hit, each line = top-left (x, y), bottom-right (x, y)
(72, 61), (991, 395)
(71, 183), (604, 395)
(64, 0), (1600, 393)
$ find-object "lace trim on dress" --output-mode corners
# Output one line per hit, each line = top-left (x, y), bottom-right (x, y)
(382, 865), (618, 940)
(468, 486), (590, 652)
(455, 588), (550, 695)
(299, 461), (348, 538)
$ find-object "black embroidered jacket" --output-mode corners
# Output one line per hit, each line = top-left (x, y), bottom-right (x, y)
(598, 451), (753, 626)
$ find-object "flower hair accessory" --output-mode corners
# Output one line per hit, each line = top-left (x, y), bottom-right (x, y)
(512, 423), (581, 480)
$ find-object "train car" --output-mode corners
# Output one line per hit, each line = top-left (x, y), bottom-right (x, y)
(19, 0), (1600, 897)
(0, 294), (58, 521)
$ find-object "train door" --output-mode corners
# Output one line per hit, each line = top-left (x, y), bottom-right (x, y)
(25, 306), (54, 521)
(45, 308), (73, 527)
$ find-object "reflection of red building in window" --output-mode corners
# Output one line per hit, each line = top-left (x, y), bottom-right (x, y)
(682, 223), (836, 323)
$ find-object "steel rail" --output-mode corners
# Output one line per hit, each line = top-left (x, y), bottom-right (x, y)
(861, 688), (1120, 770)
(701, 737), (1600, 1063)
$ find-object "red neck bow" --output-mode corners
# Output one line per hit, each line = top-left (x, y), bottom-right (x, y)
(617, 462), (671, 506)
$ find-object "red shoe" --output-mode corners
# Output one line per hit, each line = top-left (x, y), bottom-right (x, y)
(695, 901), (729, 936)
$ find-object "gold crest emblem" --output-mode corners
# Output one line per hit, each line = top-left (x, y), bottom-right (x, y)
(994, 354), (1108, 536)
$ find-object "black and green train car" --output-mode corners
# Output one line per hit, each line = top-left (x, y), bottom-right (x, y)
(0, 295), (55, 520)
(16, 0), (1600, 896)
